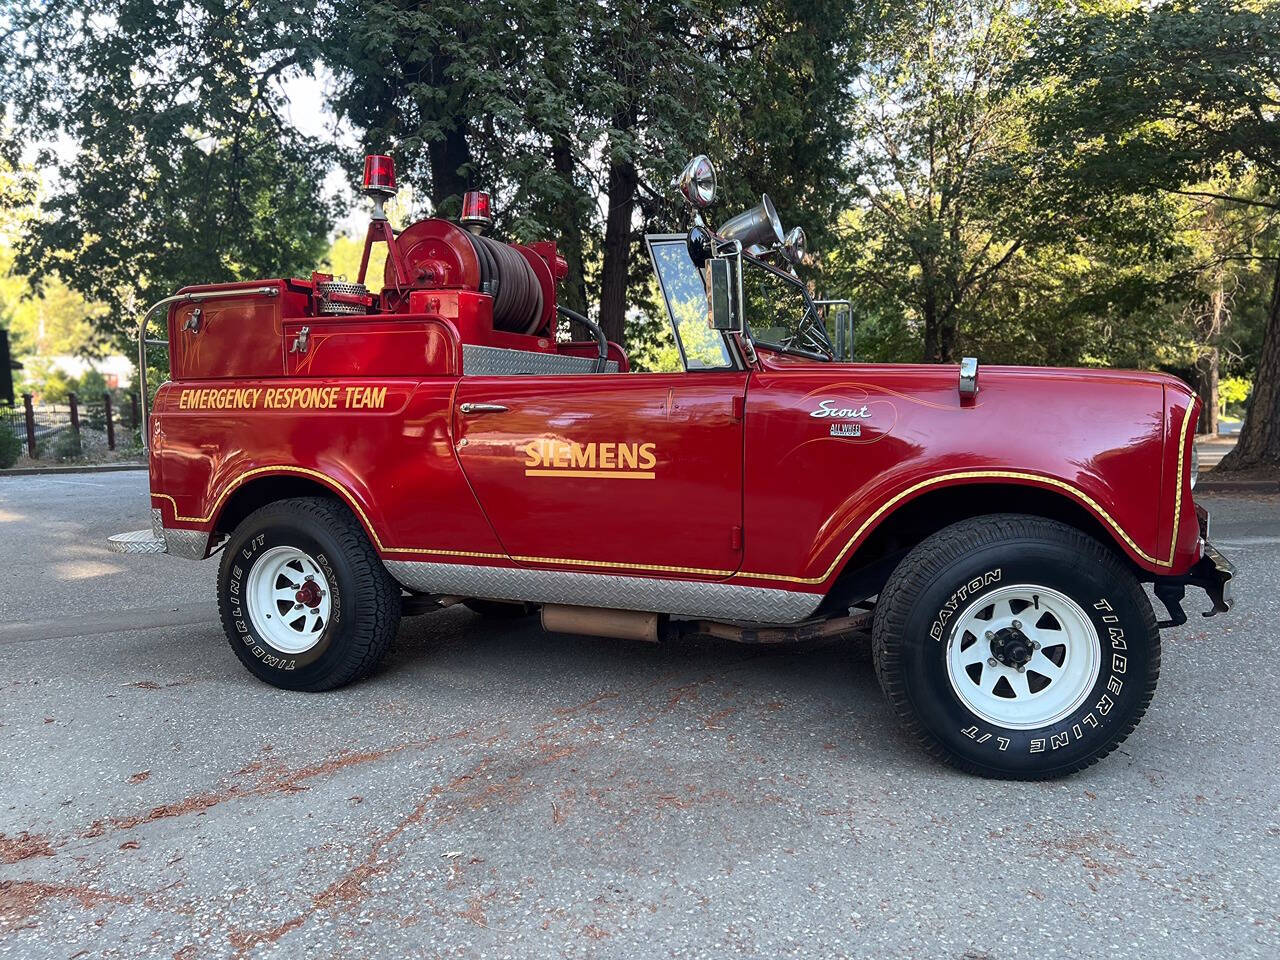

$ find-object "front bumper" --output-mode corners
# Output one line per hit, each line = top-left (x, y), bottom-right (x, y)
(1152, 506), (1234, 628)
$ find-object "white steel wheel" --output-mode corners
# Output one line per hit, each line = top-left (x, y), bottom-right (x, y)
(245, 545), (333, 655)
(945, 583), (1101, 730)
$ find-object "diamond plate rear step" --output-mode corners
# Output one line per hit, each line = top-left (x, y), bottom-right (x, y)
(107, 529), (168, 555)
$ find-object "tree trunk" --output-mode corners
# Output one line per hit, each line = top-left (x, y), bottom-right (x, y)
(426, 51), (472, 216)
(1218, 256), (1280, 470)
(922, 296), (940, 363)
(1194, 283), (1225, 436)
(427, 121), (472, 217)
(1194, 346), (1219, 437)
(922, 307), (956, 363)
(551, 138), (589, 316)
(598, 139), (637, 347)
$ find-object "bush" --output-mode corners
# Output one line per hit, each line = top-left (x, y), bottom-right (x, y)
(0, 427), (21, 469)
(1220, 376), (1251, 418)
(51, 429), (83, 462)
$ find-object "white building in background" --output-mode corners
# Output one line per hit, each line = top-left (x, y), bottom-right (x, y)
(22, 354), (134, 390)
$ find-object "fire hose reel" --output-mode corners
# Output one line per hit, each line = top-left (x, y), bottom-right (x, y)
(389, 219), (547, 334)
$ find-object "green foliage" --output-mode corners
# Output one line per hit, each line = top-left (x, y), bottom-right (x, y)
(1220, 376), (1252, 415)
(0, 422), (21, 468)
(50, 428), (83, 462)
(325, 0), (870, 337)
(18, 357), (74, 403)
(1024, 0), (1280, 194)
(1, 0), (1278, 468)
(0, 0), (340, 350)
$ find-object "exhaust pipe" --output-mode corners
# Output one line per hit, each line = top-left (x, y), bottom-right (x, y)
(541, 605), (659, 643)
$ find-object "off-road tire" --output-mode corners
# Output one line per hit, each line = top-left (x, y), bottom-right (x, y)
(873, 514), (1159, 779)
(463, 598), (538, 619)
(216, 497), (401, 691)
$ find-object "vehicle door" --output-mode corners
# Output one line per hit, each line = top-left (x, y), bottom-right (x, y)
(452, 236), (747, 577)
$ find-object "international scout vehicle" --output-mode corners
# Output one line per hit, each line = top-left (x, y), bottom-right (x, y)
(111, 154), (1233, 779)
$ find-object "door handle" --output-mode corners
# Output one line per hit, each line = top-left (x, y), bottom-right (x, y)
(459, 402), (509, 414)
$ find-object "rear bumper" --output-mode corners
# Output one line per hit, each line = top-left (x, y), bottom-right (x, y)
(106, 508), (210, 560)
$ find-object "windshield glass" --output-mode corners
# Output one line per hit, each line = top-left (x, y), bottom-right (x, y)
(648, 238), (735, 370)
(742, 257), (833, 360)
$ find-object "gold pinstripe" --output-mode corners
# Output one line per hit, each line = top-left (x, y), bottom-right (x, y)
(1166, 399), (1197, 566)
(151, 467), (507, 560)
(154, 408), (1195, 584)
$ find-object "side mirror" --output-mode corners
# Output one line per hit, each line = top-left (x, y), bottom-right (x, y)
(686, 225), (713, 268)
(834, 307), (852, 360)
(709, 257), (739, 332)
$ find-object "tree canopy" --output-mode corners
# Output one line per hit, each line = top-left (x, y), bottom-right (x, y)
(1, 0), (1278, 466)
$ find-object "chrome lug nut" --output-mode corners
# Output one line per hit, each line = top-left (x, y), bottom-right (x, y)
(987, 657), (997, 667)
(1012, 619), (1022, 630)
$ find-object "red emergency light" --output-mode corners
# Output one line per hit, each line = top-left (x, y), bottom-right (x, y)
(460, 190), (493, 232)
(362, 154), (397, 198)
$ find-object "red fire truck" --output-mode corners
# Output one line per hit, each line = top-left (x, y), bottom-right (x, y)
(110, 154), (1233, 779)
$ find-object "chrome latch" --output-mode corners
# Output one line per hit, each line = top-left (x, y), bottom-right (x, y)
(182, 308), (201, 333)
(290, 326), (311, 354)
(958, 357), (979, 399)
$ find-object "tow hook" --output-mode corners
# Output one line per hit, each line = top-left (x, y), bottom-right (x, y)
(1153, 543), (1234, 629)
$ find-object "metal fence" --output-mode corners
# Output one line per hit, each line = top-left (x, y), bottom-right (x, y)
(2, 392), (143, 462)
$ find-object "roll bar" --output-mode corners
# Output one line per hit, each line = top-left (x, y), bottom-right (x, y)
(136, 286), (279, 454)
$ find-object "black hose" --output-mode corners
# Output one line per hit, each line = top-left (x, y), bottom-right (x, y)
(557, 305), (610, 373)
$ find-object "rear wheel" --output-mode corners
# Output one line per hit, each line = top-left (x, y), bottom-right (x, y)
(217, 497), (400, 691)
(873, 514), (1159, 779)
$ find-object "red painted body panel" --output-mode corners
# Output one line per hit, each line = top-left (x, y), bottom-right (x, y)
(739, 363), (1197, 589)
(282, 318), (459, 378)
(151, 378), (506, 561)
(454, 373), (746, 575)
(148, 276), (1202, 614)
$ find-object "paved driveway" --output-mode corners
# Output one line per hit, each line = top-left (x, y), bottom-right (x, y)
(1, 472), (1276, 958)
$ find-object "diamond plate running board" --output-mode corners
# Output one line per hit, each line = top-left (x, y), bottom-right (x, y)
(107, 529), (169, 555)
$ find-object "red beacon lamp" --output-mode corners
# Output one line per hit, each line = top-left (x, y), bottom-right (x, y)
(356, 153), (410, 289)
(460, 190), (493, 234)
(362, 154), (397, 219)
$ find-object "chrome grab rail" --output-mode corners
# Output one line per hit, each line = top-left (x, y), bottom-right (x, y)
(137, 286), (280, 454)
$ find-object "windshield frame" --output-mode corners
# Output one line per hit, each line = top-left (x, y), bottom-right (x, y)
(740, 252), (835, 362)
(645, 233), (743, 372)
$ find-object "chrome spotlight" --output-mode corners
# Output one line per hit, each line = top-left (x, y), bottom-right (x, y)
(783, 226), (807, 265)
(675, 155), (717, 209)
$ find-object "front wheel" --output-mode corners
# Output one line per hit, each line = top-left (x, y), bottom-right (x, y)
(217, 497), (401, 691)
(873, 514), (1159, 779)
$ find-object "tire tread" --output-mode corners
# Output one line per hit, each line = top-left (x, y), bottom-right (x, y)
(872, 513), (1160, 780)
(217, 497), (401, 691)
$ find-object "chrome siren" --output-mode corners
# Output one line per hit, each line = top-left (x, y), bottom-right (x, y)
(717, 194), (785, 251)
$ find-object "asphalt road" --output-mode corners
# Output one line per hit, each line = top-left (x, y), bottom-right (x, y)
(1, 471), (1277, 959)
